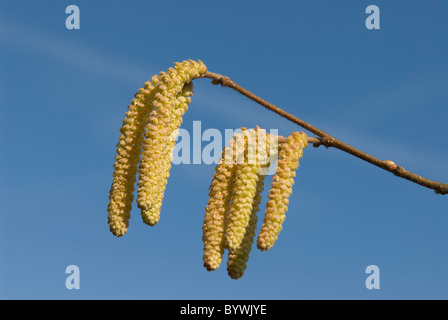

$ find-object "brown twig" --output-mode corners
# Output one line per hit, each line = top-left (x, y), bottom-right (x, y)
(199, 71), (448, 195)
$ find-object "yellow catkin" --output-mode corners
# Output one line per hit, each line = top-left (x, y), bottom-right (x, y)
(202, 127), (274, 272)
(227, 171), (265, 279)
(107, 77), (159, 237)
(257, 131), (308, 251)
(202, 138), (237, 271)
(137, 60), (207, 226)
(225, 128), (267, 251)
(226, 129), (275, 278)
(138, 83), (193, 225)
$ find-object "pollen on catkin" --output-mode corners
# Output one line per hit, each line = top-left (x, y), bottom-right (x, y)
(137, 60), (207, 226)
(107, 77), (159, 237)
(257, 131), (308, 251)
(202, 138), (237, 271)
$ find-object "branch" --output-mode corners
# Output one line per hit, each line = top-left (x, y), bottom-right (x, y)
(199, 71), (448, 195)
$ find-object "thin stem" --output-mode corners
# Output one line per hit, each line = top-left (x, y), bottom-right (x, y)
(199, 71), (448, 195)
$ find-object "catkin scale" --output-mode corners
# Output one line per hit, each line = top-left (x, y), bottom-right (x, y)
(257, 131), (308, 251)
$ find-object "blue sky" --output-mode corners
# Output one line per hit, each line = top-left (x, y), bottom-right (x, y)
(0, 0), (447, 299)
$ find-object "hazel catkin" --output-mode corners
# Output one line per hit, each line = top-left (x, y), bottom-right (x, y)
(107, 78), (159, 237)
(227, 169), (266, 279)
(257, 131), (308, 251)
(202, 138), (237, 271)
(224, 129), (263, 251)
(137, 60), (207, 226)
(202, 127), (275, 274)
(226, 129), (277, 278)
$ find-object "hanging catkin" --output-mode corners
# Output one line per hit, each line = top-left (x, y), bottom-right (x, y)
(137, 60), (207, 226)
(202, 127), (275, 273)
(226, 129), (276, 278)
(257, 131), (308, 251)
(202, 138), (237, 271)
(107, 77), (159, 237)
(227, 171), (265, 279)
(224, 129), (262, 250)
